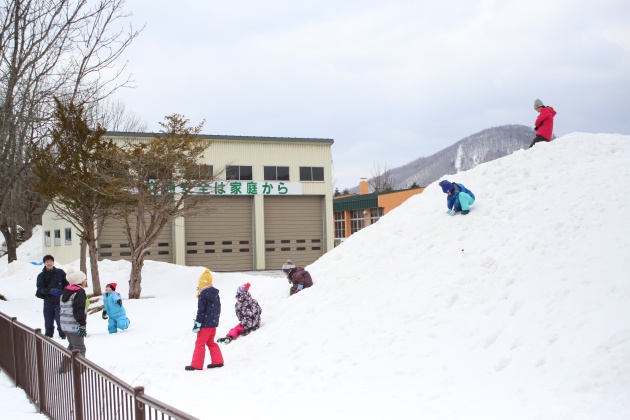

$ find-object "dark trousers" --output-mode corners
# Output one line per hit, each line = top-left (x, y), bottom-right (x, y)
(43, 299), (63, 338)
(529, 135), (549, 148)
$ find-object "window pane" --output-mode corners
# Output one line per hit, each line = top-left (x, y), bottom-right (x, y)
(199, 164), (213, 180)
(299, 167), (311, 181)
(226, 166), (239, 180)
(277, 166), (290, 181)
(240, 166), (253, 181)
(312, 167), (324, 181)
(264, 166), (276, 181)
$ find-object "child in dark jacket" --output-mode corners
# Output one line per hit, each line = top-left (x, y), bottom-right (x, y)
(439, 180), (475, 215)
(217, 283), (262, 344)
(282, 260), (313, 296)
(58, 268), (88, 372)
(101, 283), (130, 333)
(185, 268), (224, 371)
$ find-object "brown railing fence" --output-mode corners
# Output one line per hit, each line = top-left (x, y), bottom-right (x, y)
(0, 311), (199, 420)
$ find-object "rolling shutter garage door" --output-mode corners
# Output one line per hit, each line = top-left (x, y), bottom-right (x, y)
(98, 218), (173, 263)
(264, 195), (324, 269)
(184, 196), (253, 271)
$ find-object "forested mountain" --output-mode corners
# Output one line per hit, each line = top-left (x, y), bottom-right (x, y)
(356, 124), (535, 191)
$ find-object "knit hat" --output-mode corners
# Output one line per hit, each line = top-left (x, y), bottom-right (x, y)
(237, 283), (251, 294)
(66, 267), (87, 285)
(534, 99), (544, 109)
(196, 268), (213, 297)
(282, 260), (296, 273)
(106, 283), (117, 291)
(439, 180), (454, 193)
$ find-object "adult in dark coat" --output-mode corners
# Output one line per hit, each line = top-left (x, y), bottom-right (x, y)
(282, 260), (313, 296)
(36, 255), (68, 338)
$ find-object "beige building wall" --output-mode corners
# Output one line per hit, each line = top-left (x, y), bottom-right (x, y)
(41, 206), (82, 265)
(48, 133), (335, 270)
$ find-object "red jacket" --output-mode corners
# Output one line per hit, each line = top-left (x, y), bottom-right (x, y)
(534, 106), (556, 141)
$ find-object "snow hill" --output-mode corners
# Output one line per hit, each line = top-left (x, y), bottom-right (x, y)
(1, 132), (629, 420)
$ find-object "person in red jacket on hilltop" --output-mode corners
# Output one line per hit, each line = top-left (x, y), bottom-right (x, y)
(282, 260), (313, 296)
(529, 98), (557, 148)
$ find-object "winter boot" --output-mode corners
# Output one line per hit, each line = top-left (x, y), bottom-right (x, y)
(207, 363), (224, 369)
(185, 366), (201, 371)
(461, 210), (470, 215)
(217, 336), (233, 344)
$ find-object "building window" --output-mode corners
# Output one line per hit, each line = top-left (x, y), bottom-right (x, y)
(226, 165), (253, 181)
(65, 228), (72, 245)
(299, 167), (324, 182)
(44, 231), (51, 247)
(370, 208), (384, 224)
(350, 210), (364, 234)
(54, 230), (61, 246)
(184, 164), (213, 181)
(264, 166), (290, 181)
(334, 211), (345, 239)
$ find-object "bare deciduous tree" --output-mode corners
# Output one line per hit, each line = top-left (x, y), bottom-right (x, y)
(108, 115), (213, 299)
(0, 0), (142, 262)
(369, 162), (396, 193)
(88, 99), (148, 133)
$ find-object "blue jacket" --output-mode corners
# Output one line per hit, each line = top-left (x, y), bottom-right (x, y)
(36, 267), (68, 302)
(103, 291), (127, 319)
(196, 286), (221, 328)
(446, 183), (475, 211)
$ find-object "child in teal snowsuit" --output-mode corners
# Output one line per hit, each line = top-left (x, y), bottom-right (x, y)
(102, 283), (130, 333)
(439, 180), (475, 215)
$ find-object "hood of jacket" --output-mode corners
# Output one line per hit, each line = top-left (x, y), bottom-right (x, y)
(61, 285), (83, 303)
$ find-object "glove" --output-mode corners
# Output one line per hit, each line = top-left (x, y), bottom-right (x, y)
(447, 209), (456, 216)
(116, 299), (122, 307)
(297, 284), (304, 291)
(192, 320), (201, 333)
(102, 310), (108, 320)
(50, 289), (61, 297)
(77, 326), (87, 337)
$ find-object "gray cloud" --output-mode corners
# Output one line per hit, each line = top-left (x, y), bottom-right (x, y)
(113, 0), (630, 189)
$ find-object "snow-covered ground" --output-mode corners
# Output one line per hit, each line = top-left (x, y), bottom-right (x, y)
(1, 132), (629, 420)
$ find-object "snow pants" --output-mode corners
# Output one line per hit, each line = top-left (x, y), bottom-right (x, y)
(108, 316), (130, 334)
(190, 327), (223, 369)
(529, 135), (550, 148)
(43, 298), (64, 338)
(227, 324), (247, 339)
(58, 332), (86, 373)
(457, 192), (475, 211)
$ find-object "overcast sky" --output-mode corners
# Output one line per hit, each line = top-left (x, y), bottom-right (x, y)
(111, 0), (630, 190)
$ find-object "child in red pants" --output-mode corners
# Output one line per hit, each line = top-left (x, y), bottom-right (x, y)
(185, 268), (224, 371)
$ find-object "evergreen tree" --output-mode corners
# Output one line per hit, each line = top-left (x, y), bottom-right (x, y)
(30, 99), (119, 295)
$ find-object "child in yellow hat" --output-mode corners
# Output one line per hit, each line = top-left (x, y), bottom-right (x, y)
(186, 268), (224, 371)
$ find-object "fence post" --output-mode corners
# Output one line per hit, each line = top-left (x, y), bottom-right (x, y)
(71, 350), (83, 420)
(10, 317), (18, 387)
(133, 386), (145, 419)
(34, 329), (46, 413)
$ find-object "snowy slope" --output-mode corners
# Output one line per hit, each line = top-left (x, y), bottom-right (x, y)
(1, 132), (629, 420)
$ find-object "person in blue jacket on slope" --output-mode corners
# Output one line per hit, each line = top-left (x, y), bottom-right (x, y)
(439, 180), (475, 215)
